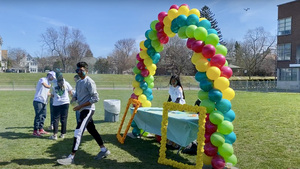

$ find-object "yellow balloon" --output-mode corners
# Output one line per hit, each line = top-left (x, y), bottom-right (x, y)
(199, 18), (206, 22)
(203, 153), (212, 165)
(143, 57), (153, 66)
(168, 9), (178, 20)
(163, 16), (172, 27)
(164, 26), (176, 37)
(132, 80), (140, 88)
(139, 50), (150, 59)
(134, 87), (143, 95)
(188, 8), (200, 17)
(214, 77), (230, 91)
(142, 100), (152, 107)
(191, 52), (201, 65)
(149, 70), (156, 76)
(147, 63), (157, 72)
(178, 6), (189, 16)
(222, 87), (235, 100)
(207, 66), (221, 80)
(195, 58), (210, 72)
(139, 41), (147, 50)
(138, 94), (147, 102)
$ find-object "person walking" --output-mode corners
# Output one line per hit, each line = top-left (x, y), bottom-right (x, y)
(32, 71), (56, 137)
(49, 72), (73, 140)
(57, 62), (110, 165)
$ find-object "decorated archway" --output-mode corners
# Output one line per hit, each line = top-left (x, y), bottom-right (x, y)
(129, 4), (237, 168)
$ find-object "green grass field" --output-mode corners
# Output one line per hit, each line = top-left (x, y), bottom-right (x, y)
(0, 89), (300, 169)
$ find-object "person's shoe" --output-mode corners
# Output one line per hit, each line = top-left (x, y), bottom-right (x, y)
(59, 134), (65, 138)
(94, 149), (111, 160)
(32, 130), (41, 137)
(48, 125), (53, 130)
(57, 156), (74, 165)
(39, 129), (49, 135)
(49, 135), (57, 140)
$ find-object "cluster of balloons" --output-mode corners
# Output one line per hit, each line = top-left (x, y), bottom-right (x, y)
(130, 4), (237, 168)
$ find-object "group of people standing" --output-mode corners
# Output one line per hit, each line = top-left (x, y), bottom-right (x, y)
(32, 62), (110, 165)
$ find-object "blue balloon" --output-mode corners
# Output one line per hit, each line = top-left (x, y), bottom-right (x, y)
(223, 109), (236, 122)
(200, 79), (213, 92)
(208, 89), (223, 102)
(143, 88), (152, 96)
(140, 81), (148, 90)
(197, 19), (211, 30)
(131, 120), (137, 127)
(186, 14), (199, 25)
(216, 99), (232, 113)
(151, 53), (161, 64)
(195, 72), (207, 82)
(145, 29), (151, 39)
(146, 94), (153, 101)
(132, 127), (141, 136)
(176, 15), (187, 27)
(147, 47), (156, 57)
(224, 131), (236, 144)
(207, 28), (218, 35)
(171, 18), (180, 33)
(144, 39), (152, 48)
(135, 74), (144, 82)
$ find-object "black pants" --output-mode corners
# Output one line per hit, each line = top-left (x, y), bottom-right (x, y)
(71, 109), (104, 153)
(53, 104), (69, 134)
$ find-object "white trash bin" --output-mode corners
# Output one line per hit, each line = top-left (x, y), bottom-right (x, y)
(103, 99), (120, 122)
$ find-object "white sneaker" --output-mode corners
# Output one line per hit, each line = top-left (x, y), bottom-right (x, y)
(57, 156), (74, 165)
(49, 135), (57, 140)
(94, 149), (111, 160)
(59, 134), (65, 138)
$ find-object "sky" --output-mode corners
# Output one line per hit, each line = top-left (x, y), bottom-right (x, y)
(0, 0), (292, 58)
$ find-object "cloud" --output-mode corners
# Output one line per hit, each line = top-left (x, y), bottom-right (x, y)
(31, 14), (72, 28)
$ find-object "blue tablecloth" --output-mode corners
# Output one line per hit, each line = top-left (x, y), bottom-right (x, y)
(130, 107), (199, 147)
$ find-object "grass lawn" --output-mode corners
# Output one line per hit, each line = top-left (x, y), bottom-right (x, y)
(0, 90), (299, 169)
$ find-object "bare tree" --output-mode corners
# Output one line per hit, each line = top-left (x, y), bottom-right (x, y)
(7, 48), (27, 65)
(40, 26), (90, 72)
(238, 27), (276, 78)
(111, 38), (138, 74)
(0, 35), (3, 46)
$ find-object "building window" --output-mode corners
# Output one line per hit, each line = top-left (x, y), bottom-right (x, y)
(279, 68), (297, 81)
(277, 43), (291, 60)
(278, 17), (291, 36)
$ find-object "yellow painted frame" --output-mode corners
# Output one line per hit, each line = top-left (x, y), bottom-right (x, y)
(158, 102), (207, 169)
(117, 98), (141, 144)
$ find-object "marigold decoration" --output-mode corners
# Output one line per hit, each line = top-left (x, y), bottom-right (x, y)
(116, 98), (141, 144)
(158, 102), (206, 169)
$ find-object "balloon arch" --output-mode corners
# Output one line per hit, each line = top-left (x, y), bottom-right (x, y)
(129, 4), (237, 169)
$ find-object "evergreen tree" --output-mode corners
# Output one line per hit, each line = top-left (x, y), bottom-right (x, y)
(200, 5), (225, 45)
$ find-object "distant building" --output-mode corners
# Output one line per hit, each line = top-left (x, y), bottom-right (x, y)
(0, 44), (8, 72)
(277, 0), (300, 90)
(19, 54), (38, 73)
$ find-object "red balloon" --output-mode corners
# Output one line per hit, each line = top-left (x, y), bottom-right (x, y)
(212, 155), (225, 169)
(155, 135), (161, 143)
(155, 22), (165, 32)
(131, 93), (138, 99)
(169, 4), (179, 10)
(221, 66), (233, 79)
(204, 142), (218, 156)
(186, 38), (196, 49)
(202, 44), (216, 59)
(210, 54), (226, 68)
(205, 120), (217, 134)
(191, 40), (205, 53)
(206, 113), (210, 121)
(136, 54), (143, 62)
(141, 69), (149, 77)
(137, 62), (145, 70)
(159, 36), (169, 44)
(158, 12), (168, 23)
(204, 133), (211, 143)
(179, 4), (190, 9)
(157, 31), (167, 40)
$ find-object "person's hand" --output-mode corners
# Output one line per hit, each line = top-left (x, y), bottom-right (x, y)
(73, 105), (81, 111)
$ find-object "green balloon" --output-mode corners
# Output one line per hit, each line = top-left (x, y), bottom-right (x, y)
(133, 66), (141, 74)
(151, 39), (161, 48)
(198, 90), (208, 100)
(154, 44), (164, 52)
(148, 30), (158, 40)
(178, 26), (188, 39)
(218, 120), (234, 135)
(224, 154), (237, 166)
(224, 60), (228, 66)
(145, 75), (154, 84)
(210, 132), (225, 147)
(148, 82), (154, 89)
(216, 45), (228, 56)
(185, 25), (197, 38)
(209, 110), (224, 125)
(200, 99), (215, 113)
(194, 27), (208, 41)
(205, 34), (219, 46)
(218, 143), (234, 158)
(150, 20), (159, 31)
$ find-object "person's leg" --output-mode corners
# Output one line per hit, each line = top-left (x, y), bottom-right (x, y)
(33, 101), (42, 136)
(60, 104), (69, 136)
(49, 105), (59, 140)
(38, 103), (48, 134)
(75, 110), (80, 125)
(49, 97), (54, 129)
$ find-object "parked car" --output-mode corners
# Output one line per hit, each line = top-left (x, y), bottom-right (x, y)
(5, 69), (16, 73)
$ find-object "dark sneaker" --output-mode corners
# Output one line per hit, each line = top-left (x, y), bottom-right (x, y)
(94, 149), (111, 160)
(39, 129), (49, 135)
(57, 157), (74, 165)
(32, 130), (41, 137)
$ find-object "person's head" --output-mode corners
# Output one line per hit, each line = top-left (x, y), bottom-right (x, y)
(56, 72), (64, 88)
(47, 71), (56, 81)
(169, 74), (182, 87)
(76, 62), (88, 79)
(74, 74), (80, 82)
